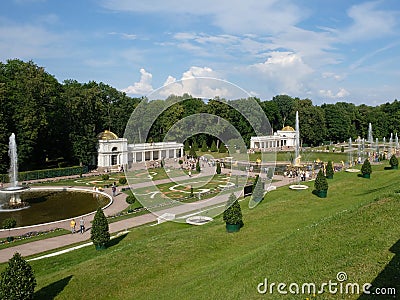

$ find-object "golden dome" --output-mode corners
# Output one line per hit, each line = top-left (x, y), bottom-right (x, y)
(97, 130), (118, 140)
(281, 126), (295, 131)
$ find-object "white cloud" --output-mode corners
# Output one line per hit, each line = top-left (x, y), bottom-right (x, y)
(250, 51), (313, 95)
(122, 68), (153, 95)
(102, 0), (306, 34)
(157, 66), (231, 98)
(319, 88), (350, 99)
(322, 72), (344, 81)
(108, 32), (137, 40)
(335, 1), (398, 42)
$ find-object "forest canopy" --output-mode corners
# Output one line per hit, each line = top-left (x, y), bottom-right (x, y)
(0, 59), (398, 173)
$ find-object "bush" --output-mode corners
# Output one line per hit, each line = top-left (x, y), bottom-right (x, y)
(2, 218), (16, 229)
(126, 194), (136, 204)
(201, 140), (208, 152)
(178, 159), (183, 165)
(223, 193), (243, 225)
(389, 154), (398, 167)
(102, 174), (110, 181)
(251, 176), (264, 203)
(326, 161), (334, 178)
(91, 208), (110, 249)
(192, 141), (198, 151)
(216, 162), (221, 174)
(119, 177), (127, 185)
(314, 169), (328, 191)
(0, 252), (36, 300)
(341, 146), (344, 152)
(218, 144), (227, 153)
(196, 161), (201, 173)
(361, 159), (372, 175)
(210, 140), (218, 152)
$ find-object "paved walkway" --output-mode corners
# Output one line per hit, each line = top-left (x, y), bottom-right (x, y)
(0, 168), (297, 263)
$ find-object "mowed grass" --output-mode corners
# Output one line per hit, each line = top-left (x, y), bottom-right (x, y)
(3, 165), (399, 299)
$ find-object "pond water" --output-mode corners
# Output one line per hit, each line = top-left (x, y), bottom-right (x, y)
(0, 190), (110, 227)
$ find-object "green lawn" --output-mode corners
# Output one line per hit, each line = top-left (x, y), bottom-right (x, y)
(2, 164), (399, 299)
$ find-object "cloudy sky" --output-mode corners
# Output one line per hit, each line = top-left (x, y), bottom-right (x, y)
(2, 0), (400, 105)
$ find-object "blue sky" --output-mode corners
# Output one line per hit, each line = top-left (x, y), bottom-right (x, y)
(2, 0), (400, 105)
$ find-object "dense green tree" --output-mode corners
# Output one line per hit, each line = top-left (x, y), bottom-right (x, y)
(91, 208), (110, 249)
(272, 95), (294, 128)
(223, 193), (243, 225)
(0, 252), (36, 300)
(201, 140), (208, 152)
(210, 140), (218, 152)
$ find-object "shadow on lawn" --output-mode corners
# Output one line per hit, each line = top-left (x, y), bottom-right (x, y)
(358, 239), (400, 299)
(107, 232), (128, 248)
(34, 275), (73, 299)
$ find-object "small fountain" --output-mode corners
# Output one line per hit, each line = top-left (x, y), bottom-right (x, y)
(389, 133), (393, 155)
(396, 133), (399, 152)
(289, 111), (309, 190)
(0, 133), (30, 208)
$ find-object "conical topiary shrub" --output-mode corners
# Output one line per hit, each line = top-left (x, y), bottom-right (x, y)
(389, 154), (398, 169)
(91, 208), (110, 250)
(0, 252), (36, 300)
(326, 161), (334, 179)
(251, 175), (264, 203)
(216, 161), (221, 174)
(314, 169), (328, 198)
(223, 193), (243, 232)
(361, 158), (372, 178)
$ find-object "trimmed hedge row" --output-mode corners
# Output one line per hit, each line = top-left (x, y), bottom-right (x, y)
(0, 166), (88, 183)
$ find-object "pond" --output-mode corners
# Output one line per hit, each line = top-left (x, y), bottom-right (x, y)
(0, 190), (110, 227)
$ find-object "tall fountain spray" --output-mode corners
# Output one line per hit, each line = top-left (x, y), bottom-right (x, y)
(376, 137), (379, 153)
(348, 137), (353, 165)
(8, 133), (18, 188)
(389, 133), (393, 155)
(368, 123), (373, 144)
(0, 133), (30, 205)
(293, 111), (300, 166)
(396, 133), (399, 152)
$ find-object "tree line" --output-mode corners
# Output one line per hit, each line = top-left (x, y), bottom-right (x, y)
(1, 59), (399, 172)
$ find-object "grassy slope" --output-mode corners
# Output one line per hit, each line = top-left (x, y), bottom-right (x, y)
(4, 165), (399, 299)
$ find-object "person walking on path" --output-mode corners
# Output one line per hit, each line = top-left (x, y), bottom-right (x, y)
(79, 217), (85, 234)
(70, 219), (76, 234)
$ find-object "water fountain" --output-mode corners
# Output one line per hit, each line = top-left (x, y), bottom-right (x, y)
(348, 137), (353, 166)
(396, 133), (399, 152)
(289, 111), (309, 190)
(293, 111), (300, 166)
(389, 133), (393, 155)
(0, 133), (30, 207)
(368, 123), (373, 144)
(0, 133), (112, 228)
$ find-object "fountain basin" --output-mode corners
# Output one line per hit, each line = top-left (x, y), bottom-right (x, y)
(289, 184), (309, 190)
(0, 187), (112, 228)
(345, 169), (360, 173)
(0, 185), (30, 193)
(186, 216), (213, 225)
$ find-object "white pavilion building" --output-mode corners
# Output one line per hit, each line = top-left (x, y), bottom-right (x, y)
(250, 126), (297, 151)
(97, 130), (184, 169)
